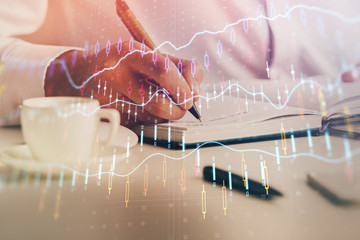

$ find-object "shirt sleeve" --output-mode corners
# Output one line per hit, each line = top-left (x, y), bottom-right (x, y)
(0, 0), (79, 126)
(0, 37), (76, 126)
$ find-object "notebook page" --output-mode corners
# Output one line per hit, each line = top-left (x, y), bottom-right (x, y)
(160, 95), (317, 131)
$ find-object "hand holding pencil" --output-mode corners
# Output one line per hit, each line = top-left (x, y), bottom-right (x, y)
(44, 1), (204, 127)
(115, 0), (204, 121)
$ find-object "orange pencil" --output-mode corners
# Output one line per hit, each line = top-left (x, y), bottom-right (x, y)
(115, 0), (202, 121)
(116, 0), (157, 50)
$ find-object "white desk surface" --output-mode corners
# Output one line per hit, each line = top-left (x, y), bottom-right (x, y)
(0, 126), (359, 240)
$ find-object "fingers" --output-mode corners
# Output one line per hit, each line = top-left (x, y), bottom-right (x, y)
(180, 59), (205, 101)
(342, 63), (360, 82)
(122, 41), (193, 110)
(105, 94), (168, 126)
(168, 56), (205, 101)
(119, 110), (166, 128)
(99, 40), (204, 122)
(121, 78), (187, 120)
(132, 107), (167, 124)
(119, 103), (167, 126)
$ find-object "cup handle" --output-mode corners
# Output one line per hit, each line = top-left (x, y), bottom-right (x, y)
(97, 108), (120, 145)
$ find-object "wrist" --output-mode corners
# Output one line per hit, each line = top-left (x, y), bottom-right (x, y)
(44, 49), (96, 97)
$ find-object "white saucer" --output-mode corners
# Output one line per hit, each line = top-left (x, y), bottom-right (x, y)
(0, 144), (68, 176)
(0, 123), (138, 175)
(0, 144), (131, 176)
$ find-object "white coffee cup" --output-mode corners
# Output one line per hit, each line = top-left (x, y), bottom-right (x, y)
(21, 97), (120, 166)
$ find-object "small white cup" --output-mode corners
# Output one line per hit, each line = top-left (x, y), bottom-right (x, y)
(21, 97), (120, 166)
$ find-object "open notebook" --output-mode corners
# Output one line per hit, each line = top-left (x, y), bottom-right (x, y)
(131, 91), (360, 149)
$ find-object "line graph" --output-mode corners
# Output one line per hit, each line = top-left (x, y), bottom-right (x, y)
(57, 4), (360, 91)
(9, 4), (359, 180)
(47, 64), (357, 118)
(15, 141), (360, 178)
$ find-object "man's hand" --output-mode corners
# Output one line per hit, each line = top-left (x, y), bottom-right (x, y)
(45, 40), (204, 127)
(342, 63), (360, 82)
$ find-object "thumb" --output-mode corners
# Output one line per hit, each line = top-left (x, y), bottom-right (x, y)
(342, 64), (360, 82)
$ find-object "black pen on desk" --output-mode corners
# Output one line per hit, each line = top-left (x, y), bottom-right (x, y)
(203, 166), (282, 199)
(115, 0), (202, 122)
